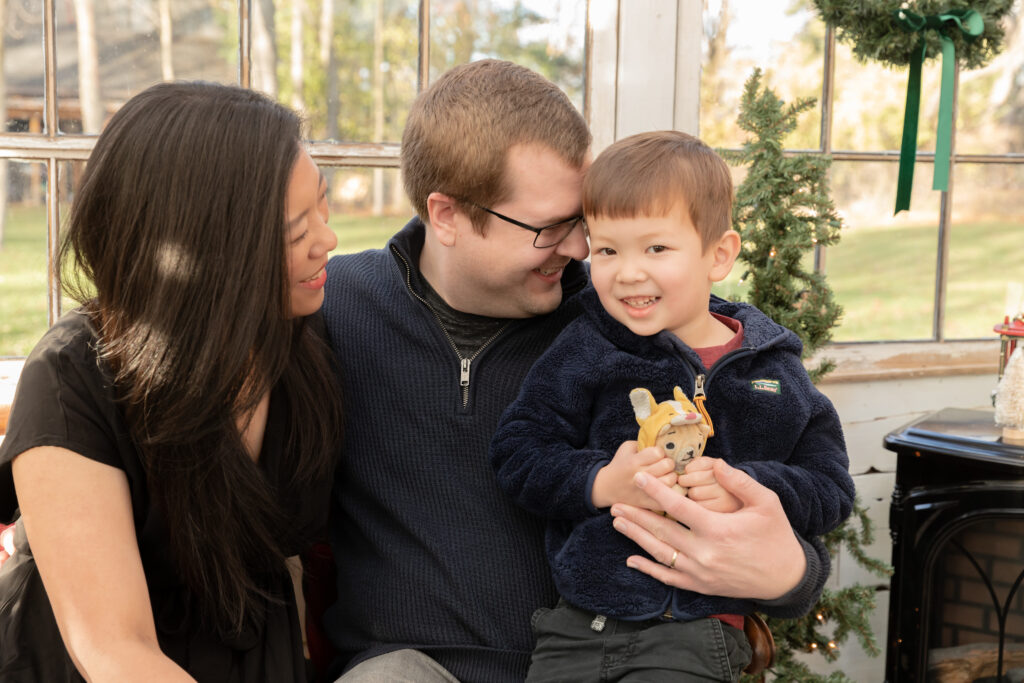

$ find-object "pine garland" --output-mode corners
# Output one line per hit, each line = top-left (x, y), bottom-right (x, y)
(725, 70), (893, 682)
(811, 0), (1014, 69)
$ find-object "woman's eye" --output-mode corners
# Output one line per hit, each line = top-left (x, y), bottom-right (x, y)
(291, 230), (308, 245)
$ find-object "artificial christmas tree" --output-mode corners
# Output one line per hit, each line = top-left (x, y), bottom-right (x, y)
(724, 68), (842, 384)
(726, 69), (893, 682)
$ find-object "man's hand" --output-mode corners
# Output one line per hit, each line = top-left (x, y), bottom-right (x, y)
(677, 457), (742, 513)
(610, 458), (805, 601)
(591, 440), (676, 509)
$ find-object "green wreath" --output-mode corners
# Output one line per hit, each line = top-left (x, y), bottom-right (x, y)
(812, 0), (1014, 70)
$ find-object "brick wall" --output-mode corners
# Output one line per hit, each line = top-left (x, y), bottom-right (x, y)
(934, 518), (1024, 647)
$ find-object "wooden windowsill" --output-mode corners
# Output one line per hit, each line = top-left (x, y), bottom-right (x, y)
(0, 360), (23, 436)
(811, 339), (999, 384)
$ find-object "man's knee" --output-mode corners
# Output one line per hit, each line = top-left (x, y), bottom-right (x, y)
(336, 649), (459, 683)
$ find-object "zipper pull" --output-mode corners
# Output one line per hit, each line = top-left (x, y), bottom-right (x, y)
(460, 358), (471, 387)
(693, 374), (715, 437)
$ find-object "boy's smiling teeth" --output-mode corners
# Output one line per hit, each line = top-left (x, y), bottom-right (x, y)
(623, 296), (658, 308)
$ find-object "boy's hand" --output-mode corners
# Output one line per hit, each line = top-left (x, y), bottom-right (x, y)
(677, 457), (742, 513)
(592, 441), (676, 509)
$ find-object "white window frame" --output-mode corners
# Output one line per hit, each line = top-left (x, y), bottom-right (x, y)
(0, 0), (1004, 379)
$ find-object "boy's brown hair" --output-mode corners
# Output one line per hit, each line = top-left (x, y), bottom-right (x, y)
(401, 59), (591, 230)
(583, 130), (733, 250)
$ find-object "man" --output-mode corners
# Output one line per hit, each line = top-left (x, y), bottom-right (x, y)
(320, 59), (826, 683)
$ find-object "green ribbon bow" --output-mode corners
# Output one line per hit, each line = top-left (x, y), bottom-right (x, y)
(892, 8), (984, 214)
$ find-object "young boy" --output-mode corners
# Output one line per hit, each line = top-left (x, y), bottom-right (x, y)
(490, 130), (855, 682)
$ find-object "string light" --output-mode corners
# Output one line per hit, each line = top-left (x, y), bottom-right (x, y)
(816, 613), (825, 622)
(769, 247), (777, 258)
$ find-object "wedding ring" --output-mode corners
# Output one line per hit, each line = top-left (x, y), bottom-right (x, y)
(668, 550), (678, 569)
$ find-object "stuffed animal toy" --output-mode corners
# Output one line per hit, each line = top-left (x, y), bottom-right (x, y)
(628, 387), (775, 676)
(629, 386), (710, 497)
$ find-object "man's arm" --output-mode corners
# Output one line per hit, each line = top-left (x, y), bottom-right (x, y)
(610, 459), (827, 615)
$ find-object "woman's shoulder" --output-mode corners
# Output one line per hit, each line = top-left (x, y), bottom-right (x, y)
(26, 307), (98, 358)
(19, 309), (107, 392)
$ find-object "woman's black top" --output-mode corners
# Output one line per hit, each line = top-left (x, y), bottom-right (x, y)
(0, 310), (327, 682)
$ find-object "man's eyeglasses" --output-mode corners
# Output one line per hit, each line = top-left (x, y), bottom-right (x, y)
(470, 203), (584, 248)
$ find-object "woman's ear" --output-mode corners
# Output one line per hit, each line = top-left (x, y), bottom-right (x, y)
(709, 229), (741, 283)
(425, 192), (461, 247)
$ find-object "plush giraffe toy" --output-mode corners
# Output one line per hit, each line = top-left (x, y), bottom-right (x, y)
(629, 386), (710, 497)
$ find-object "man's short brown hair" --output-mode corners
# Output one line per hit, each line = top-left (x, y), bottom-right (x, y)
(583, 130), (733, 250)
(401, 59), (591, 229)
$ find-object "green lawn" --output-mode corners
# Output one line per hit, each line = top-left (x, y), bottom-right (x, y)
(2, 204), (1022, 355)
(714, 220), (1024, 343)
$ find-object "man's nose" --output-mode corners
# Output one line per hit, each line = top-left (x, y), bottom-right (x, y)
(555, 221), (589, 261)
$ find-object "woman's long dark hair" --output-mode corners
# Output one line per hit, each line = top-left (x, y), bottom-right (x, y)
(60, 82), (343, 634)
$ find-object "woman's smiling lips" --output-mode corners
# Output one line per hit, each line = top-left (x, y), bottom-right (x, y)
(298, 264), (328, 289)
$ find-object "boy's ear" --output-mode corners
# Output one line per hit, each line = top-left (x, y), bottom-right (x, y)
(709, 229), (741, 282)
(425, 192), (461, 247)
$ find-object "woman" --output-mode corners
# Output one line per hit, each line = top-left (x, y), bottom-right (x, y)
(0, 82), (343, 682)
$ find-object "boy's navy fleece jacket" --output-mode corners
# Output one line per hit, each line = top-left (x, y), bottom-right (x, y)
(490, 284), (855, 622)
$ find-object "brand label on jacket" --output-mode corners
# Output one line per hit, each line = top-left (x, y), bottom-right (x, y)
(750, 378), (781, 394)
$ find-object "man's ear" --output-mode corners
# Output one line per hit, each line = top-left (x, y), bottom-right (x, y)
(709, 229), (741, 282)
(426, 192), (461, 247)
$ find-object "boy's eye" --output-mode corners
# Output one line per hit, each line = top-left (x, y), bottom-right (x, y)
(648, 245), (668, 253)
(595, 247), (615, 256)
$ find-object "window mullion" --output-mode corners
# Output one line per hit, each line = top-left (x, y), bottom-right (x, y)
(239, 0), (251, 88)
(418, 0), (430, 93)
(43, 0), (61, 325)
(933, 62), (960, 342)
(815, 23), (836, 275)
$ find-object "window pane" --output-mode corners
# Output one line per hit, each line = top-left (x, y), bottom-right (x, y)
(712, 165), (748, 301)
(945, 163), (1024, 340)
(56, 0), (238, 134)
(4, 0), (47, 134)
(256, 0), (419, 143)
(429, 0), (587, 113)
(0, 160), (49, 357)
(701, 0), (823, 150)
(827, 161), (940, 341)
(831, 40), (942, 153)
(956, 17), (1024, 155)
(324, 166), (412, 253)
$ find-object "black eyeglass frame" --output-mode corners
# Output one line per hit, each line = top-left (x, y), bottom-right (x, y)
(468, 202), (584, 248)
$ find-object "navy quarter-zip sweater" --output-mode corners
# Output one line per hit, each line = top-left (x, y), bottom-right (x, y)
(491, 285), (855, 622)
(320, 219), (587, 682)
